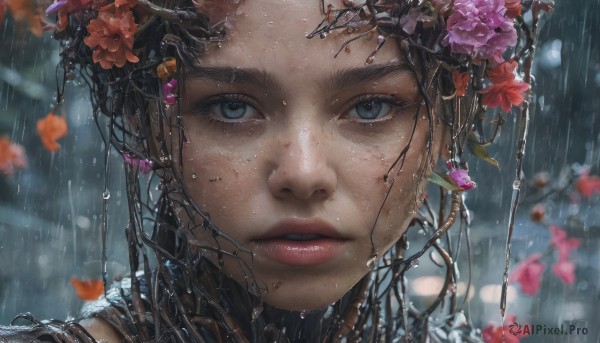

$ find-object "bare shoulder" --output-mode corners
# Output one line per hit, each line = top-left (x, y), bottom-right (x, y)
(79, 317), (123, 343)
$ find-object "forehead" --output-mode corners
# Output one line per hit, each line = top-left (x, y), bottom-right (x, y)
(196, 0), (403, 73)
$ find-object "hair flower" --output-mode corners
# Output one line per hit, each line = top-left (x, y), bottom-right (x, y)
(443, 0), (517, 64)
(480, 60), (530, 112)
(449, 168), (476, 191)
(83, 4), (139, 69)
(162, 79), (178, 105)
(123, 153), (153, 174)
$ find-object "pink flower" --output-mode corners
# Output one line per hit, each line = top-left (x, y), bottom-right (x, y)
(123, 153), (153, 174)
(509, 253), (546, 296)
(482, 315), (523, 343)
(549, 225), (580, 261)
(552, 259), (576, 285)
(444, 0), (517, 64)
(162, 79), (178, 105)
(449, 168), (476, 190)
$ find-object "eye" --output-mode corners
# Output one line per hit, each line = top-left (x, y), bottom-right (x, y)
(195, 94), (261, 122)
(345, 96), (406, 121)
(348, 100), (392, 120)
(218, 101), (249, 119)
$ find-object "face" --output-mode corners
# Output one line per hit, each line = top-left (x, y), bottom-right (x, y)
(167, 0), (443, 311)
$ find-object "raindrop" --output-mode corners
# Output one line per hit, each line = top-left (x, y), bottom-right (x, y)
(512, 180), (521, 190)
(410, 259), (420, 268)
(299, 310), (307, 319)
(366, 255), (378, 269)
(102, 190), (110, 200)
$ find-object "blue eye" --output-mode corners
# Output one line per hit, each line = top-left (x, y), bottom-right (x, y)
(220, 101), (247, 119)
(348, 100), (392, 120)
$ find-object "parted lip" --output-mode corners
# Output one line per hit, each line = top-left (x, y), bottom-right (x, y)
(254, 218), (346, 241)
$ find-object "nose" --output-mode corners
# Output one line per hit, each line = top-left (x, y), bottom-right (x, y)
(267, 125), (337, 201)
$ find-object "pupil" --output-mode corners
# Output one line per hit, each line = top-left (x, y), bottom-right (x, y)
(357, 101), (382, 119)
(221, 101), (246, 119)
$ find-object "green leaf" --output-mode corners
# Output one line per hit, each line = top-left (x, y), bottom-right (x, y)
(467, 133), (499, 168)
(428, 171), (462, 191)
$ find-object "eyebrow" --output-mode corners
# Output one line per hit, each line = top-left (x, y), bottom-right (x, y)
(185, 62), (414, 92)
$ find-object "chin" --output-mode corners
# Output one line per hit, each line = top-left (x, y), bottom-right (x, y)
(257, 274), (362, 312)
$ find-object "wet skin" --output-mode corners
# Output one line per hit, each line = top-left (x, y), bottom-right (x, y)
(171, 0), (445, 311)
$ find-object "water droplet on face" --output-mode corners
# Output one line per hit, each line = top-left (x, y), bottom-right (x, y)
(366, 56), (374, 64)
(282, 100), (287, 106)
(102, 190), (110, 200)
(366, 255), (378, 269)
(191, 172), (198, 179)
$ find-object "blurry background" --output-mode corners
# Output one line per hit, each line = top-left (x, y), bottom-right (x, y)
(0, 0), (599, 342)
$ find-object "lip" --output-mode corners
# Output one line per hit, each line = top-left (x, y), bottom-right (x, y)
(253, 219), (348, 266)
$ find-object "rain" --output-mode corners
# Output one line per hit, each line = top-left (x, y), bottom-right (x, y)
(0, 0), (599, 342)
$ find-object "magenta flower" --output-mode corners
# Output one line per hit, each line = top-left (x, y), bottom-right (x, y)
(46, 0), (69, 15)
(509, 253), (546, 296)
(449, 168), (476, 190)
(162, 79), (178, 105)
(123, 153), (153, 174)
(443, 0), (517, 64)
(552, 258), (576, 285)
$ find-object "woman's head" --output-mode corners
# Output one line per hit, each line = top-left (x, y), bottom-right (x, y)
(51, 0), (545, 338)
(165, 0), (446, 311)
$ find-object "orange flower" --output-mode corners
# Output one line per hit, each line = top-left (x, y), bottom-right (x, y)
(83, 5), (139, 69)
(70, 277), (104, 301)
(157, 58), (177, 80)
(504, 0), (522, 19)
(37, 112), (68, 152)
(0, 136), (28, 175)
(452, 69), (470, 97)
(5, 0), (43, 36)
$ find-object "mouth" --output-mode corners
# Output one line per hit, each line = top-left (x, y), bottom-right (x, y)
(253, 219), (348, 266)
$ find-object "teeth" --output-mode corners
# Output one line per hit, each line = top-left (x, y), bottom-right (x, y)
(284, 233), (322, 241)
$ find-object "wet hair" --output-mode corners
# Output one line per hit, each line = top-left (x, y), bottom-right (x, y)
(17, 0), (547, 342)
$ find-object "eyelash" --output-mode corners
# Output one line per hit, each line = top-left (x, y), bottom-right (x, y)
(191, 93), (411, 125)
(193, 93), (260, 123)
(343, 94), (410, 122)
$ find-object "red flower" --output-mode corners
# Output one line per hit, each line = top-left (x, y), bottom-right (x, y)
(452, 70), (470, 97)
(481, 81), (530, 112)
(83, 5), (139, 69)
(482, 315), (523, 343)
(509, 253), (545, 296)
(552, 258), (576, 285)
(504, 0), (522, 19)
(549, 225), (580, 261)
(0, 137), (28, 175)
(487, 60), (518, 84)
(37, 112), (68, 152)
(481, 61), (530, 112)
(70, 277), (104, 301)
(575, 169), (600, 197)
